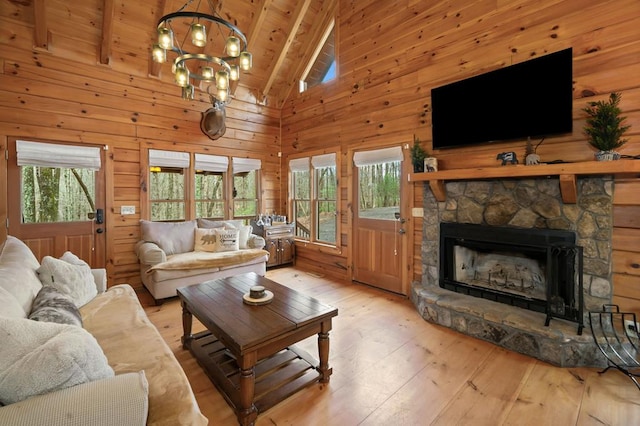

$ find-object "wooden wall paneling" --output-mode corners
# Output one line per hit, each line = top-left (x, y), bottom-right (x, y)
(614, 180), (640, 205)
(613, 205), (640, 228)
(2, 0), (639, 302)
(0, 136), (6, 242)
(614, 273), (640, 301)
(612, 228), (640, 253)
(279, 0), (640, 301)
(612, 250), (640, 277)
(294, 245), (348, 280)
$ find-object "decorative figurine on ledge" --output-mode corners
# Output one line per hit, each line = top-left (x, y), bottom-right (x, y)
(497, 151), (518, 165)
(524, 137), (543, 165)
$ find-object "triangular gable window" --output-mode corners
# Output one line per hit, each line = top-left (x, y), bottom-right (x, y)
(300, 20), (335, 93)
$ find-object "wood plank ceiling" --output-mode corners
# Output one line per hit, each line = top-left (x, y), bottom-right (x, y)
(4, 0), (338, 107)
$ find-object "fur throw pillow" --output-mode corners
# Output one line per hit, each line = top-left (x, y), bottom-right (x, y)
(29, 286), (82, 327)
(0, 317), (114, 405)
(37, 256), (97, 308)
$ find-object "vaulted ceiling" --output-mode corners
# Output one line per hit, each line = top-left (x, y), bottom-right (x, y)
(2, 0), (338, 107)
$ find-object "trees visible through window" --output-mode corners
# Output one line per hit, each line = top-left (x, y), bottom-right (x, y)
(147, 151), (261, 222)
(21, 166), (96, 223)
(291, 159), (311, 239)
(16, 140), (99, 223)
(195, 171), (224, 219)
(149, 167), (185, 221)
(354, 146), (402, 220)
(290, 153), (337, 245)
(194, 153), (227, 219)
(232, 157), (261, 219)
(149, 149), (189, 221)
(357, 161), (400, 220)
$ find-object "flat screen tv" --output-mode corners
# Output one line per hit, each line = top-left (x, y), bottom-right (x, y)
(431, 48), (573, 149)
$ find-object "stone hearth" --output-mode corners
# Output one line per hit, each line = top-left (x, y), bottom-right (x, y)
(411, 177), (613, 367)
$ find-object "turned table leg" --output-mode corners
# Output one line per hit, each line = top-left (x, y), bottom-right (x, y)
(180, 299), (193, 349)
(237, 352), (258, 426)
(318, 319), (333, 383)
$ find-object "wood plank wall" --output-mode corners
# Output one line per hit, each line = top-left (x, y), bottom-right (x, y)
(0, 0), (638, 313)
(0, 7), (281, 289)
(280, 1), (640, 311)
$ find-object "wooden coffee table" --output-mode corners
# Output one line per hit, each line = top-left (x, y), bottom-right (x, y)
(177, 273), (338, 426)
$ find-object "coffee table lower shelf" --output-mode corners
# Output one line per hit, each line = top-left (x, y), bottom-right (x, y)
(186, 331), (323, 414)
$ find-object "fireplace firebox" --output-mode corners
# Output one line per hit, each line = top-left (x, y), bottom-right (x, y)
(439, 223), (584, 334)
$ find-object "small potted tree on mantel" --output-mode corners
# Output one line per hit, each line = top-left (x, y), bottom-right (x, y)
(410, 135), (428, 172)
(583, 92), (631, 161)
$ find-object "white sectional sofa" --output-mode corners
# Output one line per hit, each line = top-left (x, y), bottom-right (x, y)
(0, 235), (207, 426)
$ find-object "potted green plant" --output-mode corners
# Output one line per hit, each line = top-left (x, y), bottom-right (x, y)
(583, 92), (630, 161)
(410, 135), (428, 172)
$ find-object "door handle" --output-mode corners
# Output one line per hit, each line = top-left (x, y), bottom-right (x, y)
(398, 229), (406, 234)
(96, 228), (104, 234)
(95, 209), (104, 224)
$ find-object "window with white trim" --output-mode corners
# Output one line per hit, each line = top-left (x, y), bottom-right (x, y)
(16, 140), (100, 223)
(353, 146), (402, 220)
(289, 153), (338, 245)
(149, 149), (189, 221)
(194, 153), (227, 219)
(232, 157), (261, 219)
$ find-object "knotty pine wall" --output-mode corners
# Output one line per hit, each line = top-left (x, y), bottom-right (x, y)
(281, 0), (640, 312)
(0, 8), (281, 289)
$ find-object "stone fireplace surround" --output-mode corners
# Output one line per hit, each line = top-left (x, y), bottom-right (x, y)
(411, 176), (614, 367)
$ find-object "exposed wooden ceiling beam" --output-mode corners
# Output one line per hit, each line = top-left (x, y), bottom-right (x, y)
(100, 0), (115, 65)
(260, 0), (311, 100)
(278, 0), (337, 106)
(33, 0), (48, 50)
(246, 0), (273, 50)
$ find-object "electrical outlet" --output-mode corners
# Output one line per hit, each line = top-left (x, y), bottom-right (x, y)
(120, 205), (136, 215)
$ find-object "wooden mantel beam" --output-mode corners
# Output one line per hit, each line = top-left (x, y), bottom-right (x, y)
(410, 160), (640, 204)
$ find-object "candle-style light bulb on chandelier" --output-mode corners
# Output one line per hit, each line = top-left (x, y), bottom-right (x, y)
(151, 0), (252, 106)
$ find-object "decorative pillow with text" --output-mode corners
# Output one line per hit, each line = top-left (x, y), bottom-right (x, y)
(214, 228), (239, 252)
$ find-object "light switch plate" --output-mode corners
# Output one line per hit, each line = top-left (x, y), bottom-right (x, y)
(121, 205), (136, 215)
(411, 207), (424, 217)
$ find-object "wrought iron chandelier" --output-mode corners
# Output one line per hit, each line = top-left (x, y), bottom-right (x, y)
(151, 0), (252, 105)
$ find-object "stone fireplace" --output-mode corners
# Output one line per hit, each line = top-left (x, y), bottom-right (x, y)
(411, 177), (613, 367)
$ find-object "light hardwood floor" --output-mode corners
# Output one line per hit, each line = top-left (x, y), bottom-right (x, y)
(140, 267), (640, 425)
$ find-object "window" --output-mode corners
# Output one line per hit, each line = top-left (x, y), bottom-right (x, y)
(290, 153), (338, 245)
(290, 158), (311, 239)
(354, 147), (402, 220)
(149, 149), (189, 221)
(299, 20), (335, 93)
(313, 154), (337, 244)
(145, 150), (261, 222)
(232, 158), (261, 219)
(194, 154), (227, 219)
(16, 140), (100, 223)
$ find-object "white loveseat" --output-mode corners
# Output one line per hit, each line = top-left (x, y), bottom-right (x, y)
(0, 236), (207, 426)
(136, 218), (269, 303)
